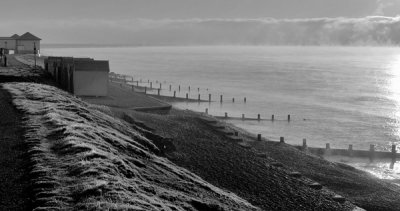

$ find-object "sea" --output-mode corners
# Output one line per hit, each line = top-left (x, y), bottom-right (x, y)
(41, 45), (400, 181)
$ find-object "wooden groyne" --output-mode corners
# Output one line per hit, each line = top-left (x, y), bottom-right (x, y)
(109, 73), (250, 104)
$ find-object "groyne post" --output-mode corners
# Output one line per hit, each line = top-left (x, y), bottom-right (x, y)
(272, 115), (275, 121)
(348, 144), (353, 157)
(186, 93), (188, 99)
(288, 115), (291, 122)
(242, 114), (245, 120)
(179, 85), (181, 92)
(257, 114), (260, 121)
(198, 88), (200, 92)
(325, 143), (331, 155)
(160, 83), (162, 89)
(157, 89), (160, 96)
(369, 144), (375, 162)
(205, 108), (208, 114)
(198, 94), (200, 101)
(302, 139), (307, 150)
(391, 144), (396, 169)
(220, 95), (223, 103)
(209, 94), (211, 102)
(232, 98), (235, 103)
(280, 137), (285, 143)
(257, 134), (262, 141)
(169, 85), (172, 91)
(150, 82), (153, 89)
(173, 91), (176, 98)
(225, 112), (228, 118)
(189, 86), (191, 92)
(144, 87), (147, 94)
(244, 97), (246, 103)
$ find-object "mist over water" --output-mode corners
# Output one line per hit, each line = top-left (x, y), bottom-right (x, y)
(43, 45), (400, 178)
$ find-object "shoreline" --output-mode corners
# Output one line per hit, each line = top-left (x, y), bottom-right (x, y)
(6, 53), (400, 210)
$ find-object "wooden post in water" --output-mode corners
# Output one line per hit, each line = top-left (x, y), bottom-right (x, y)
(272, 115), (275, 121)
(348, 144), (353, 157)
(369, 144), (375, 162)
(391, 144), (396, 169)
(220, 95), (223, 103)
(150, 82), (153, 89)
(169, 85), (172, 91)
(157, 89), (160, 96)
(179, 85), (181, 92)
(160, 83), (162, 89)
(186, 93), (188, 99)
(288, 115), (291, 122)
(326, 143), (331, 155)
(225, 112), (228, 118)
(232, 98), (235, 103)
(244, 97), (246, 103)
(198, 94), (200, 101)
(257, 114), (260, 121)
(302, 139), (307, 150)
(242, 114), (245, 120)
(205, 108), (208, 114)
(198, 87), (200, 92)
(173, 91), (176, 98)
(144, 87), (147, 94)
(257, 134), (262, 141)
(209, 94), (211, 102)
(280, 137), (285, 143)
(189, 86), (191, 92)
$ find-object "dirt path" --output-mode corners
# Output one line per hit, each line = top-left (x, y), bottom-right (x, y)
(0, 88), (32, 210)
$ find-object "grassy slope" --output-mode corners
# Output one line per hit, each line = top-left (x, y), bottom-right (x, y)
(121, 108), (400, 211)
(3, 82), (258, 211)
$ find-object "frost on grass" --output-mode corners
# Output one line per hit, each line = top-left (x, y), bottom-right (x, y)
(3, 83), (258, 211)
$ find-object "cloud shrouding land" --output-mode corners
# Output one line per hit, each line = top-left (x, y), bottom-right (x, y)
(2, 16), (400, 46)
(29, 16), (400, 46)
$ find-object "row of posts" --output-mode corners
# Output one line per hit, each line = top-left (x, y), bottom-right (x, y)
(254, 135), (397, 169)
(218, 111), (291, 122)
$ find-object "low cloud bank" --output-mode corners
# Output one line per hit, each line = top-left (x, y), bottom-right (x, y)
(129, 16), (400, 46)
(9, 16), (400, 46)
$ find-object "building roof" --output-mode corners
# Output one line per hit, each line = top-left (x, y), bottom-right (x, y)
(0, 37), (15, 40)
(17, 32), (41, 40)
(11, 34), (19, 39)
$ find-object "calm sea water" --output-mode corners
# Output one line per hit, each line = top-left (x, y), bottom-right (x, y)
(42, 46), (400, 179)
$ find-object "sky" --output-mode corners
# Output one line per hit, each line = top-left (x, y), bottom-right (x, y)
(0, 0), (399, 45)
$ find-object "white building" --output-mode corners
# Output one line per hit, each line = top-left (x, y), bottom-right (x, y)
(0, 32), (41, 54)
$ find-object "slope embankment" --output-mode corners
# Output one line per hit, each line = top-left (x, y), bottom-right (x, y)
(2, 82), (258, 210)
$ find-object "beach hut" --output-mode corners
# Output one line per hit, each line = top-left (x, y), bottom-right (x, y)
(72, 60), (109, 96)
